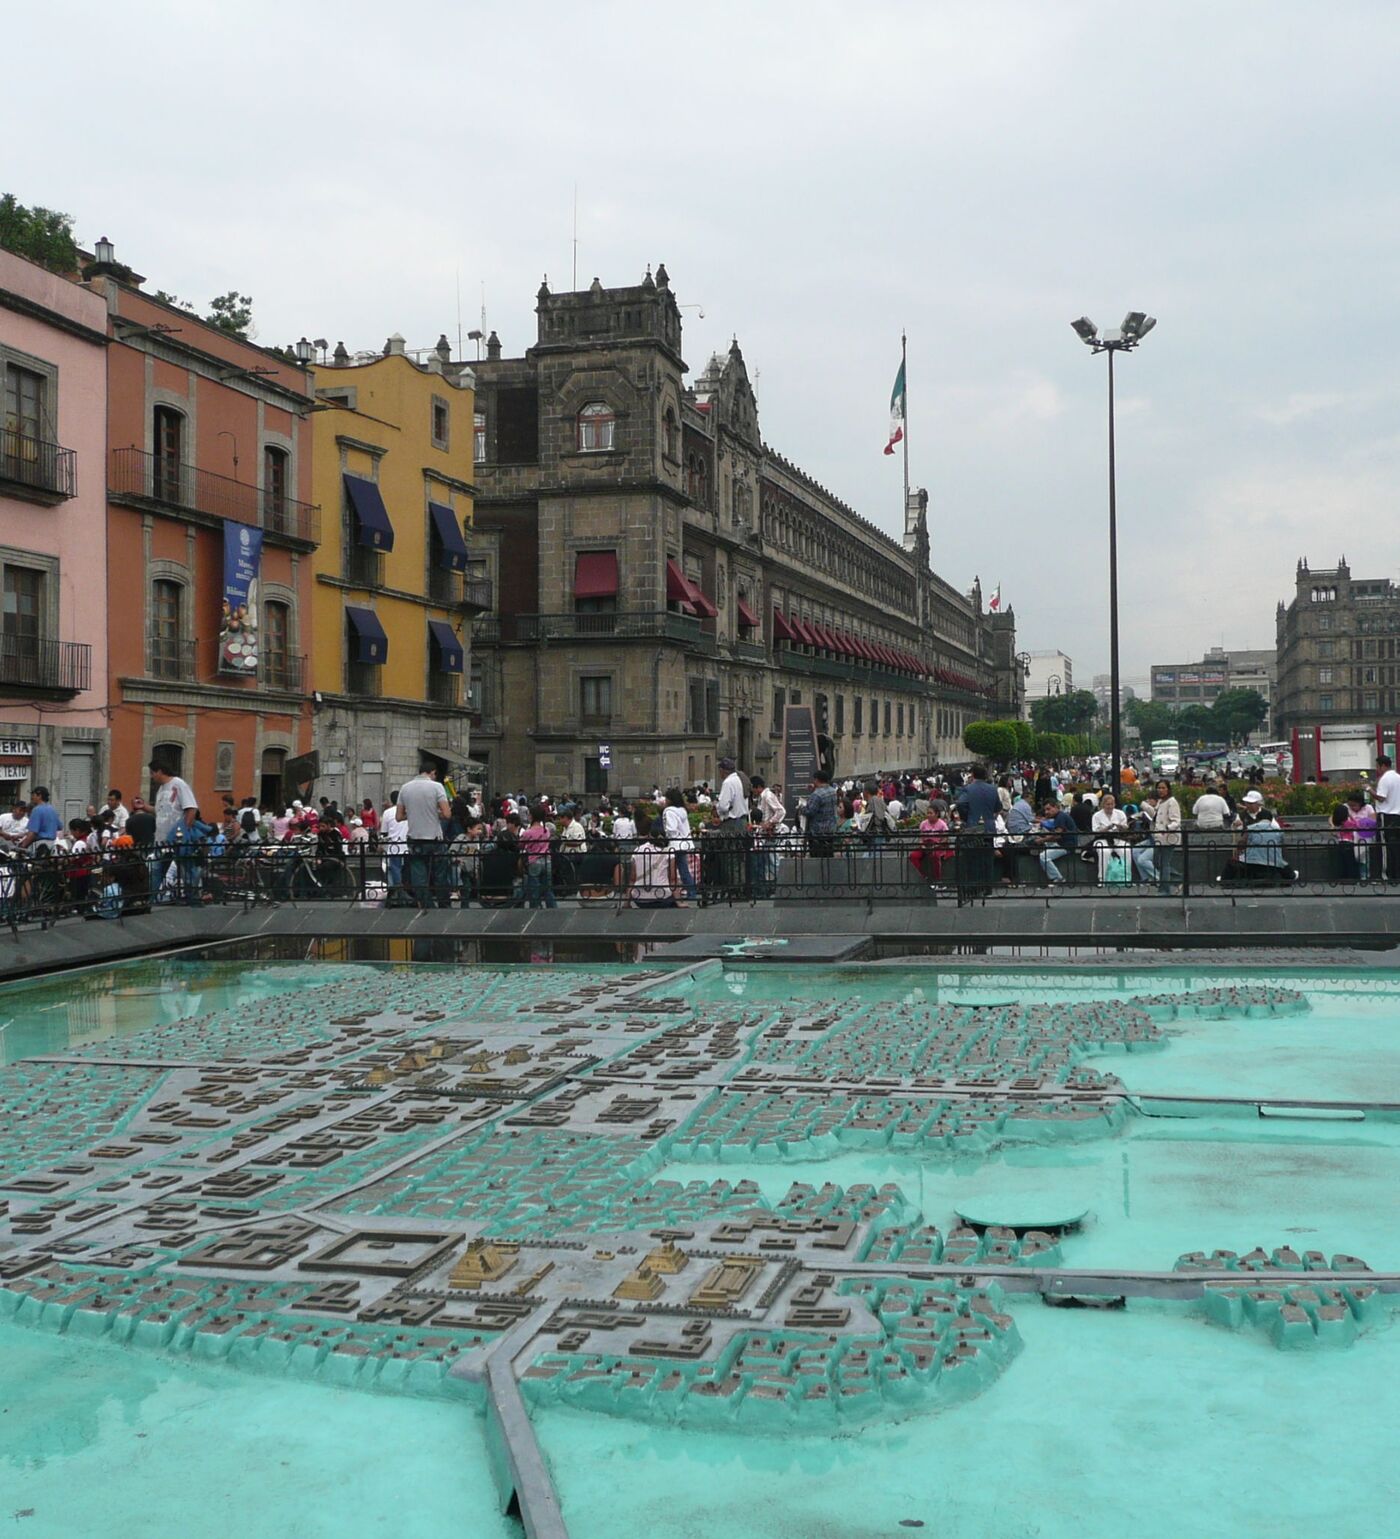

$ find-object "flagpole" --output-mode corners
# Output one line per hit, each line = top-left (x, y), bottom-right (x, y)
(901, 329), (909, 522)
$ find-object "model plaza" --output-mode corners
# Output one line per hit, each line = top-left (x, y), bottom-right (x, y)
(4, 952), (1399, 1537)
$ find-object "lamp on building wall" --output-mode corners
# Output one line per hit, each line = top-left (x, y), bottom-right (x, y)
(1071, 308), (1156, 800)
(294, 337), (313, 364)
(94, 236), (115, 266)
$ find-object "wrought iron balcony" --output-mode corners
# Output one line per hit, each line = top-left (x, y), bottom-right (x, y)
(110, 447), (320, 546)
(0, 634), (90, 695)
(147, 635), (197, 682)
(261, 654), (306, 692)
(0, 429), (76, 504)
(463, 577), (493, 611)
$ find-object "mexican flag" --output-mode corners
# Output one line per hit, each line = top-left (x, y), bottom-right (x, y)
(883, 359), (906, 455)
(989, 584), (1002, 613)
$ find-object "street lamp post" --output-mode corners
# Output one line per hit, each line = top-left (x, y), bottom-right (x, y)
(1071, 311), (1156, 801)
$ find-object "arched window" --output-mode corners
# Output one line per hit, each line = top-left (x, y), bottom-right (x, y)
(577, 401), (615, 453)
(150, 578), (185, 679)
(262, 445), (289, 533)
(263, 599), (292, 688)
(151, 742), (184, 779)
(663, 407), (679, 461)
(152, 405), (185, 502)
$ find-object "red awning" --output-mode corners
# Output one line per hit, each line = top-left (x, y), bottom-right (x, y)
(813, 625), (836, 651)
(834, 628), (854, 656)
(665, 558), (698, 615)
(855, 637), (874, 661)
(772, 608), (796, 641)
(737, 597), (760, 629)
(574, 550), (618, 600)
(791, 617), (815, 647)
(691, 588), (719, 618)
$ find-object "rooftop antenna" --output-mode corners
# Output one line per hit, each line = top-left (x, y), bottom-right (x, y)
(455, 271), (463, 362)
(572, 183), (578, 292)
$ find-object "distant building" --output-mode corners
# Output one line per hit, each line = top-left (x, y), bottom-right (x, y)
(1023, 650), (1072, 718)
(1151, 645), (1275, 723)
(1275, 558), (1399, 741)
(1091, 672), (1143, 713)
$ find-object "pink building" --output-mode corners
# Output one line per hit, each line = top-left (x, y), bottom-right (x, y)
(0, 248), (108, 819)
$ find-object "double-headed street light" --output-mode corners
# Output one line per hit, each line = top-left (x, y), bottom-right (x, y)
(1071, 311), (1156, 801)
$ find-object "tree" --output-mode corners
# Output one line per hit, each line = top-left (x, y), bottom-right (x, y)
(1011, 719), (1036, 757)
(963, 721), (1018, 763)
(1125, 697), (1179, 745)
(1210, 687), (1269, 744)
(206, 290), (255, 338)
(1176, 705), (1216, 745)
(1030, 688), (1097, 736)
(0, 194), (78, 275)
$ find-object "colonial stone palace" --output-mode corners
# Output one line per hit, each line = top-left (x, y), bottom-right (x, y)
(461, 268), (1020, 796)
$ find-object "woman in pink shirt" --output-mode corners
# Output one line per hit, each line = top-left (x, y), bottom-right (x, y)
(910, 799), (952, 884)
(520, 804), (556, 908)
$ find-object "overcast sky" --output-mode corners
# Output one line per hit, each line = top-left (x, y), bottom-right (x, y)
(6, 1), (1398, 678)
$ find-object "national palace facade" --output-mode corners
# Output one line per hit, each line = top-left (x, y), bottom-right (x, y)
(460, 267), (1020, 797)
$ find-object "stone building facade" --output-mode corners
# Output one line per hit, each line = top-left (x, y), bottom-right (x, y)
(462, 269), (1016, 797)
(1275, 557), (1400, 738)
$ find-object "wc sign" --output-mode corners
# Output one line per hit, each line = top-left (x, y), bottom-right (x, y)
(597, 743), (612, 769)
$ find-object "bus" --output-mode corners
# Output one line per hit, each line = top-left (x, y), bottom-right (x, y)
(1257, 741), (1293, 777)
(1150, 739), (1180, 775)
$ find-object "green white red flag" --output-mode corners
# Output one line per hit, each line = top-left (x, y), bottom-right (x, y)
(883, 359), (906, 455)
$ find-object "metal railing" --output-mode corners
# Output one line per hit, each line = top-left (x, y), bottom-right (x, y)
(1, 823), (1395, 935)
(0, 634), (91, 694)
(515, 611), (706, 645)
(261, 653), (306, 692)
(0, 428), (76, 500)
(147, 635), (197, 681)
(463, 577), (493, 611)
(110, 447), (320, 544)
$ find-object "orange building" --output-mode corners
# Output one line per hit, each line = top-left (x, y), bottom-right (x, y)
(90, 244), (319, 811)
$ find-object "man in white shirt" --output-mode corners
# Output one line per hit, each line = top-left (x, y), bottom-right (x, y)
(715, 756), (751, 896)
(0, 802), (28, 843)
(380, 796), (406, 898)
(715, 758), (750, 824)
(106, 789), (130, 832)
(1374, 755), (1400, 882)
(150, 762), (198, 844)
(1193, 781), (1230, 830)
(396, 766), (451, 908)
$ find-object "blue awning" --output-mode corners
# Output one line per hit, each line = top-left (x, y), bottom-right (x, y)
(344, 473), (395, 551)
(427, 619), (463, 673)
(345, 605), (389, 664)
(428, 502), (469, 572)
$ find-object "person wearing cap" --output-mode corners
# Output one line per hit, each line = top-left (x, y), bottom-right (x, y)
(1219, 790), (1293, 884)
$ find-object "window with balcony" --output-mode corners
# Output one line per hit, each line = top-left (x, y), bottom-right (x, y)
(150, 578), (187, 679)
(574, 551), (619, 627)
(263, 600), (293, 688)
(263, 447), (290, 534)
(152, 406), (185, 503)
(1319, 693), (1334, 712)
(474, 411), (486, 464)
(580, 674), (613, 724)
(1, 564), (43, 682)
(577, 400), (615, 453)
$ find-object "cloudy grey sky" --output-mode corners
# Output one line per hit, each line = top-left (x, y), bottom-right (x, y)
(7, 1), (1398, 678)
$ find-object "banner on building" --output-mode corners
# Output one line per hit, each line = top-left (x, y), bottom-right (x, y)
(219, 523), (263, 675)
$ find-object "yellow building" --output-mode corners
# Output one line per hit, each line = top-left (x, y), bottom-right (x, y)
(309, 335), (485, 811)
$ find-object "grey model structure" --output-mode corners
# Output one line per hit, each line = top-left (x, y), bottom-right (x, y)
(0, 964), (1390, 1538)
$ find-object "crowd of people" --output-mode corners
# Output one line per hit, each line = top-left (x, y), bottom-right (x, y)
(2, 747), (1395, 919)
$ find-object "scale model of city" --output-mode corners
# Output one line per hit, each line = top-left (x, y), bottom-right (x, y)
(1, 963), (1384, 1475)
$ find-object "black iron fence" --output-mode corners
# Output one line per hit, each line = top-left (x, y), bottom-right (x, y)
(2, 824), (1396, 934)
